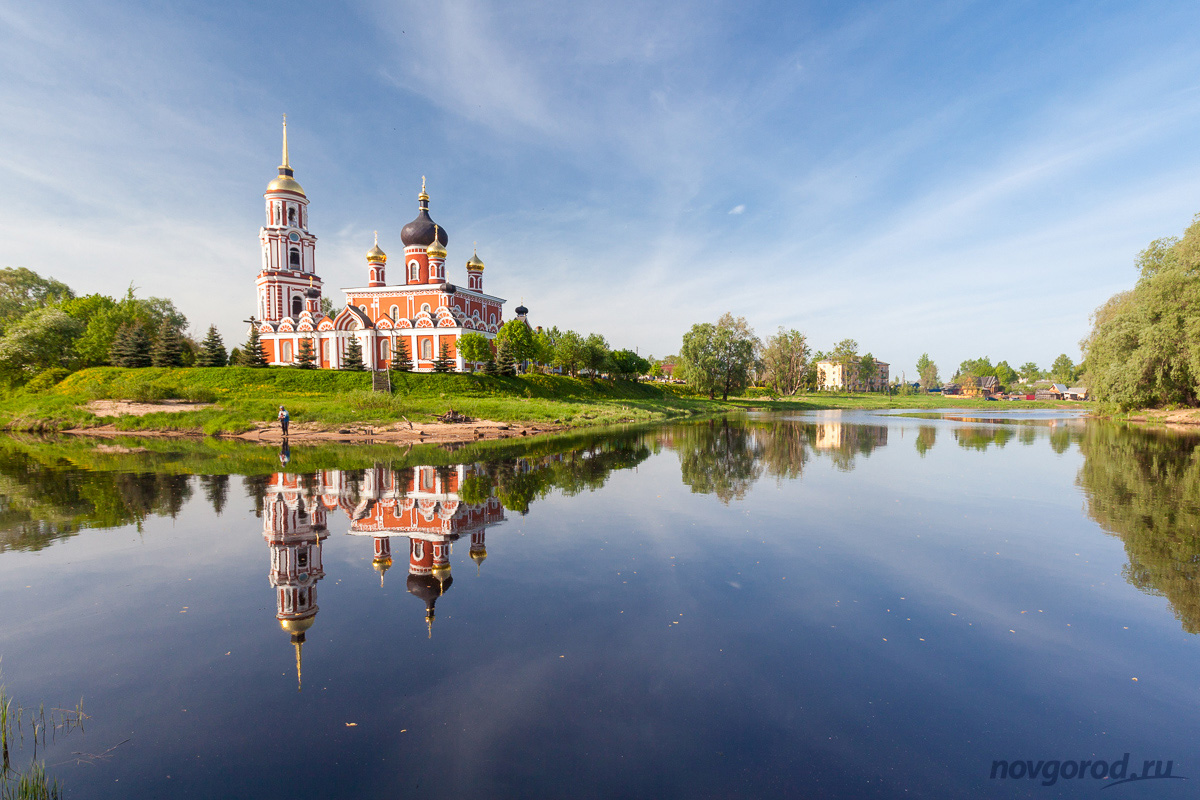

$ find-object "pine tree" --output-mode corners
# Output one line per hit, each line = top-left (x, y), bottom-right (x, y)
(433, 341), (454, 373)
(240, 325), (268, 367)
(125, 323), (153, 368)
(482, 358), (498, 376)
(296, 337), (316, 369)
(343, 335), (365, 371)
(151, 318), (184, 367)
(108, 323), (133, 366)
(197, 325), (227, 367)
(496, 341), (517, 377)
(392, 338), (412, 372)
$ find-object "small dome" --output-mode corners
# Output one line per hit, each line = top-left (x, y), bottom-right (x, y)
(400, 184), (448, 248)
(443, 283), (456, 295)
(426, 225), (447, 258)
(469, 546), (487, 566)
(515, 304), (528, 316)
(366, 243), (387, 264)
(466, 250), (485, 271)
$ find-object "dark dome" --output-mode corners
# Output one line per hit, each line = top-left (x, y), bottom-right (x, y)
(304, 287), (320, 298)
(400, 208), (449, 248)
(443, 283), (456, 295)
(515, 304), (528, 316)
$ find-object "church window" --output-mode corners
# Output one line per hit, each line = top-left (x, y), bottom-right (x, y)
(409, 261), (419, 281)
(421, 339), (432, 360)
(390, 305), (399, 321)
(282, 340), (293, 362)
(297, 551), (308, 568)
(489, 313), (496, 325)
(291, 296), (302, 316)
(421, 303), (430, 313)
(422, 468), (435, 490)
(288, 207), (296, 226)
(413, 541), (424, 560)
(289, 248), (300, 267)
(380, 339), (389, 361)
(359, 305), (368, 317)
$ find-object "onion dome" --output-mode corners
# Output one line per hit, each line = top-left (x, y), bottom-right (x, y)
(279, 615), (316, 635)
(266, 116), (306, 196)
(443, 283), (456, 295)
(469, 545), (487, 574)
(515, 304), (528, 316)
(366, 231), (387, 263)
(426, 225), (447, 258)
(372, 555), (392, 587)
(466, 248), (485, 271)
(401, 177), (449, 248)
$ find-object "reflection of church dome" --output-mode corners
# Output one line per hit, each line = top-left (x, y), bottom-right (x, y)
(408, 572), (453, 637)
(469, 545), (487, 570)
(372, 555), (393, 586)
(279, 614), (316, 635)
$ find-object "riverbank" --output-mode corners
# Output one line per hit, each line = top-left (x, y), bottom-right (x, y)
(0, 367), (1090, 443)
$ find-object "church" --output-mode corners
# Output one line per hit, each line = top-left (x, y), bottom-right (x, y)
(253, 119), (507, 370)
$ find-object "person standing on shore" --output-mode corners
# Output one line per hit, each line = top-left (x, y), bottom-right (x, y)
(278, 405), (290, 436)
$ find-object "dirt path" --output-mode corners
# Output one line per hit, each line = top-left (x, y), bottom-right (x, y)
(73, 400), (561, 444)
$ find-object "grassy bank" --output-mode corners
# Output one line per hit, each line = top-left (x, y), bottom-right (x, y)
(0, 367), (1091, 435)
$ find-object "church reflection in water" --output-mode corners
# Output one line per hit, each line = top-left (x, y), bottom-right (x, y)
(261, 464), (506, 688)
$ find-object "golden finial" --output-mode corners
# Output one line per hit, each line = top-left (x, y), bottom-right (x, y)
(294, 639), (303, 692)
(281, 114), (290, 169)
(426, 612), (434, 638)
(419, 175), (429, 202)
(374, 230), (379, 246)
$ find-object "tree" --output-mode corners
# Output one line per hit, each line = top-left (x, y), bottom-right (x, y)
(392, 337), (412, 372)
(1050, 353), (1076, 384)
(553, 330), (586, 377)
(238, 325), (268, 367)
(495, 341), (517, 376)
(761, 328), (810, 395)
(109, 322), (152, 367)
(678, 314), (759, 400)
(916, 353), (939, 392)
(495, 319), (535, 372)
(342, 335), (365, 371)
(533, 328), (557, 370)
(295, 337), (316, 369)
(457, 332), (492, 370)
(606, 349), (649, 380)
(433, 341), (454, 372)
(0, 307), (84, 379)
(955, 356), (996, 381)
(1018, 361), (1041, 383)
(320, 296), (335, 318)
(859, 353), (879, 392)
(831, 339), (859, 390)
(196, 325), (227, 367)
(994, 360), (1018, 388)
(0, 267), (74, 333)
(151, 318), (185, 367)
(581, 333), (609, 377)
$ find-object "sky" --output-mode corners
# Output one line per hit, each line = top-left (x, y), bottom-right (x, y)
(3, 0), (1200, 378)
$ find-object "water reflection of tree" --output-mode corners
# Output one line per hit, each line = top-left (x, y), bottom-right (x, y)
(675, 419), (763, 504)
(953, 426), (1015, 451)
(1077, 424), (1200, 633)
(915, 425), (937, 457)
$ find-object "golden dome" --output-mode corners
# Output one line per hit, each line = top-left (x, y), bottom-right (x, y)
(278, 615), (316, 635)
(267, 174), (306, 195)
(367, 231), (387, 263)
(469, 547), (487, 565)
(426, 225), (447, 258)
(466, 248), (485, 271)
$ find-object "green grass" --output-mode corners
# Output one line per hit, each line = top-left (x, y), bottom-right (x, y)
(0, 367), (1090, 435)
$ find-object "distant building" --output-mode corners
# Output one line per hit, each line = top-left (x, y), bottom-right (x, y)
(816, 358), (890, 391)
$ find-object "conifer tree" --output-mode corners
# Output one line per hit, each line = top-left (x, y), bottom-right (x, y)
(433, 341), (454, 373)
(482, 358), (499, 376)
(197, 325), (227, 367)
(343, 335), (365, 371)
(239, 325), (268, 367)
(108, 323), (133, 366)
(120, 322), (152, 368)
(392, 338), (412, 372)
(151, 318), (185, 367)
(295, 337), (316, 369)
(496, 341), (517, 377)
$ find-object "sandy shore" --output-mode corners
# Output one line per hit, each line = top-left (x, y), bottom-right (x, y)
(71, 400), (563, 444)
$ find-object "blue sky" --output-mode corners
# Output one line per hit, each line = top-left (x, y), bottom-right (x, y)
(3, 0), (1200, 377)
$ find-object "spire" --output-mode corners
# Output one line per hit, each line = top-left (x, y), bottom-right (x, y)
(419, 175), (429, 202)
(281, 114), (290, 170)
(293, 636), (303, 691)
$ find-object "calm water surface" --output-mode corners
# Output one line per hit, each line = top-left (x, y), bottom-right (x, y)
(1, 411), (1198, 798)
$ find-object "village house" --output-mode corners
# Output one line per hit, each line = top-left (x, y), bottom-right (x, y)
(816, 357), (890, 392)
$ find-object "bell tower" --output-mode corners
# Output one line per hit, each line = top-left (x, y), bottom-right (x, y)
(256, 115), (322, 322)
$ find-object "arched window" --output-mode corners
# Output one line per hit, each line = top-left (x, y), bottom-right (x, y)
(288, 208), (296, 226)
(291, 296), (302, 316)
(421, 339), (432, 360)
(390, 305), (399, 321)
(489, 313), (496, 325)
(281, 341), (293, 362)
(413, 541), (424, 560)
(380, 339), (389, 361)
(421, 303), (430, 313)
(359, 305), (368, 317)
(409, 261), (419, 281)
(289, 248), (300, 267)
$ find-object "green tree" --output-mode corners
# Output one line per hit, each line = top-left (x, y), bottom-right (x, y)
(151, 318), (185, 367)
(433, 341), (454, 372)
(994, 360), (1018, 388)
(553, 330), (585, 377)
(295, 337), (316, 369)
(457, 332), (493, 370)
(392, 337), (412, 372)
(1050, 353), (1076, 384)
(581, 333), (609, 377)
(831, 339), (859, 390)
(0, 307), (84, 379)
(320, 296), (335, 318)
(761, 328), (810, 395)
(496, 340), (517, 377)
(606, 349), (649, 380)
(1019, 361), (1041, 382)
(533, 328), (557, 370)
(0, 267), (74, 333)
(196, 325), (228, 367)
(915, 353), (939, 392)
(342, 335), (365, 371)
(859, 353), (879, 392)
(678, 314), (759, 400)
(677, 322), (720, 398)
(495, 319), (535, 371)
(238, 325), (268, 367)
